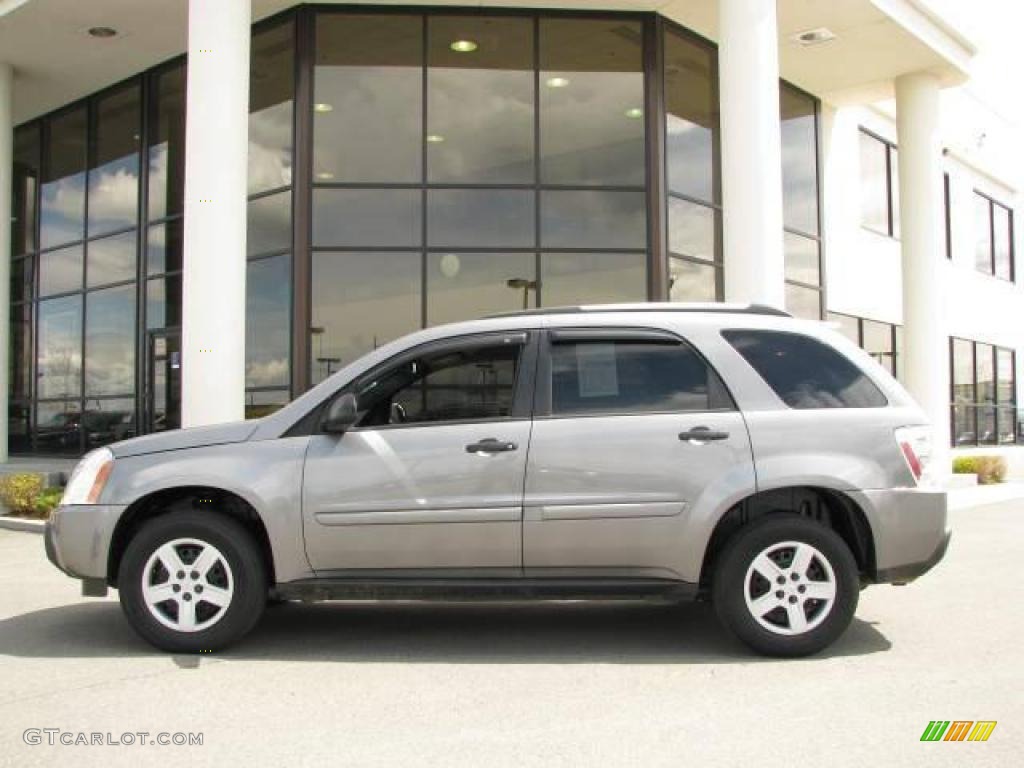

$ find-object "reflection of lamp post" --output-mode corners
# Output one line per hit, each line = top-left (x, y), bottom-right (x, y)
(506, 278), (538, 310)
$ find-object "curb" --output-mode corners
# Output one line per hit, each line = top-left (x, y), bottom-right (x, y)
(0, 516), (46, 534)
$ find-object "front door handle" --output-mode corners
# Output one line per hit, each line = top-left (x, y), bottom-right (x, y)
(678, 426), (730, 443)
(466, 438), (518, 454)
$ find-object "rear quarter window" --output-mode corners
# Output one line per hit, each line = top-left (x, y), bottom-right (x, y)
(723, 329), (888, 409)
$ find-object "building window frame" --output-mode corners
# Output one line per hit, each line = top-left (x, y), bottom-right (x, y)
(858, 127), (899, 239)
(972, 189), (1015, 282)
(949, 336), (1018, 447)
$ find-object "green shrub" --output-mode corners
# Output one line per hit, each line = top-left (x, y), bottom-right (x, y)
(952, 455), (1007, 485)
(0, 473), (64, 519)
(0, 473), (45, 515)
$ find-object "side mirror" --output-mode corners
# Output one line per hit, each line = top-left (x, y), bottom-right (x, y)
(322, 393), (359, 435)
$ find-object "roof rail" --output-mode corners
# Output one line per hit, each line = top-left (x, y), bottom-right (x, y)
(486, 302), (792, 319)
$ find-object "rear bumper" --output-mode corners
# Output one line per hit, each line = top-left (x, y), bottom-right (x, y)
(850, 487), (950, 584)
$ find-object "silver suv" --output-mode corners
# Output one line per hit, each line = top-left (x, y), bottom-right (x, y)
(45, 304), (949, 657)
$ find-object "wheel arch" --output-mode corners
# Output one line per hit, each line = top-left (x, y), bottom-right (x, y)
(698, 486), (876, 591)
(107, 486), (276, 587)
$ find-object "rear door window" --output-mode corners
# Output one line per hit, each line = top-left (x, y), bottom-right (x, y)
(723, 329), (887, 409)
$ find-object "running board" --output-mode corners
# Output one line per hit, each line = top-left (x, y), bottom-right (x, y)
(273, 577), (698, 603)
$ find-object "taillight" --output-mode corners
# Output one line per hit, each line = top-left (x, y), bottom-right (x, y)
(895, 426), (932, 486)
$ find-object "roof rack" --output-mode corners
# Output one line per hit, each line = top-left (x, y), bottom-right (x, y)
(486, 302), (792, 319)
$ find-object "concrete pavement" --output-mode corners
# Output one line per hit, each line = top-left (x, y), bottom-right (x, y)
(0, 500), (1021, 767)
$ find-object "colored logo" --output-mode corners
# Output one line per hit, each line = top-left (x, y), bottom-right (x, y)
(920, 721), (997, 742)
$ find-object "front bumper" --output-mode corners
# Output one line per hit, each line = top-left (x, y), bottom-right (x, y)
(851, 487), (951, 584)
(44, 504), (126, 583)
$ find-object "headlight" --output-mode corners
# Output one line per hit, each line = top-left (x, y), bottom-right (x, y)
(61, 448), (115, 505)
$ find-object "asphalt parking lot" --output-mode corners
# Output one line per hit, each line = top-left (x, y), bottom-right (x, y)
(0, 500), (1021, 767)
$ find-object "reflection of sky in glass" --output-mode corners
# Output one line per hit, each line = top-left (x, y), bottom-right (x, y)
(147, 220), (182, 276)
(669, 257), (716, 302)
(246, 255), (291, 388)
(41, 172), (86, 249)
(86, 285), (136, 395)
(783, 231), (819, 286)
(541, 190), (646, 250)
(428, 190), (534, 248)
(247, 191), (292, 256)
(38, 295), (83, 399)
(427, 253), (536, 325)
(780, 106), (819, 235)
(668, 197), (715, 260)
(88, 230), (137, 287)
(146, 274), (181, 330)
(859, 132), (889, 234)
(88, 155), (139, 236)
(311, 252), (421, 384)
(39, 245), (83, 297)
(784, 283), (820, 320)
(249, 101), (294, 194)
(541, 252), (645, 307)
(313, 188), (421, 247)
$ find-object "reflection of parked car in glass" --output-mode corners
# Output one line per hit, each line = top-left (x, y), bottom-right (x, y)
(35, 409), (136, 452)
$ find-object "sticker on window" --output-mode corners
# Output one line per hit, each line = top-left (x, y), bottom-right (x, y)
(576, 344), (619, 398)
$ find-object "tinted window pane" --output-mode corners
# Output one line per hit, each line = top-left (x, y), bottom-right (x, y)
(11, 256), (34, 304)
(976, 343), (995, 404)
(952, 405), (976, 445)
(148, 64), (186, 222)
(88, 84), (141, 237)
(669, 257), (718, 302)
(784, 283), (820, 321)
(146, 274), (182, 330)
(83, 398), (136, 449)
(38, 295), (82, 399)
(541, 252), (645, 307)
(248, 190), (292, 256)
(88, 230), (137, 287)
(249, 20), (295, 194)
(429, 189), (534, 248)
(313, 188), (421, 247)
(147, 219), (183, 276)
(994, 203), (1013, 280)
(41, 107), (87, 249)
(357, 343), (520, 427)
(977, 406), (997, 445)
(311, 252), (421, 384)
(12, 124), (40, 255)
(974, 194), (992, 274)
(9, 401), (32, 453)
(784, 231), (819, 286)
(664, 30), (717, 203)
(246, 389), (289, 420)
(39, 244), (83, 297)
(826, 312), (860, 345)
(10, 303), (32, 401)
(998, 407), (1016, 444)
(668, 197), (715, 261)
(85, 284), (136, 395)
(862, 319), (894, 376)
(427, 252), (536, 325)
(951, 338), (975, 405)
(314, 14), (422, 183)
(36, 401), (82, 456)
(780, 85), (818, 236)
(541, 190), (645, 250)
(997, 348), (1015, 405)
(859, 131), (888, 235)
(246, 255), (291, 388)
(540, 19), (645, 186)
(427, 16), (533, 184)
(551, 341), (730, 415)
(724, 329), (887, 409)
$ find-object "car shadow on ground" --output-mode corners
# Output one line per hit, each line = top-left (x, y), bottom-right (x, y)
(0, 599), (891, 664)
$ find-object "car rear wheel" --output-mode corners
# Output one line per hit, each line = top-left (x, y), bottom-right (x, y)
(712, 515), (859, 657)
(118, 512), (267, 653)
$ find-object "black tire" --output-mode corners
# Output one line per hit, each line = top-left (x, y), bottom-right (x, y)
(711, 515), (859, 658)
(118, 512), (267, 653)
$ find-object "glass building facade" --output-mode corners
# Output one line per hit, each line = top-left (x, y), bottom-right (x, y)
(8, 7), (822, 456)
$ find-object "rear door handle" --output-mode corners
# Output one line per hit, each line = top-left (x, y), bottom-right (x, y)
(466, 438), (518, 454)
(678, 426), (730, 443)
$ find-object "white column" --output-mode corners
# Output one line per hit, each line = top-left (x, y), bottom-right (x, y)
(895, 72), (950, 478)
(181, 0), (250, 427)
(0, 64), (13, 461)
(718, 0), (786, 308)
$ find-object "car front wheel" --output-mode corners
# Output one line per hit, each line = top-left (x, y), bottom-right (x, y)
(118, 512), (267, 653)
(712, 515), (859, 657)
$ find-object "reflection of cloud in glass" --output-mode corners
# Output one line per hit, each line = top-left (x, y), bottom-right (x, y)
(246, 254), (291, 388)
(148, 143), (169, 219)
(541, 190), (646, 250)
(247, 191), (292, 256)
(668, 197), (715, 260)
(85, 285), (136, 396)
(427, 252), (536, 325)
(249, 102), (293, 194)
(40, 173), (86, 249)
(541, 252), (645, 307)
(781, 110), (819, 236)
(88, 230), (137, 287)
(88, 155), (139, 235)
(38, 296), (83, 399)
(667, 117), (714, 203)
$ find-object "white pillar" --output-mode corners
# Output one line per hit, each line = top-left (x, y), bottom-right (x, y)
(895, 72), (950, 478)
(0, 64), (13, 461)
(718, 0), (786, 308)
(181, 0), (250, 427)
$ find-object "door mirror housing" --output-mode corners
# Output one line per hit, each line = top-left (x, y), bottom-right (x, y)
(322, 393), (359, 434)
